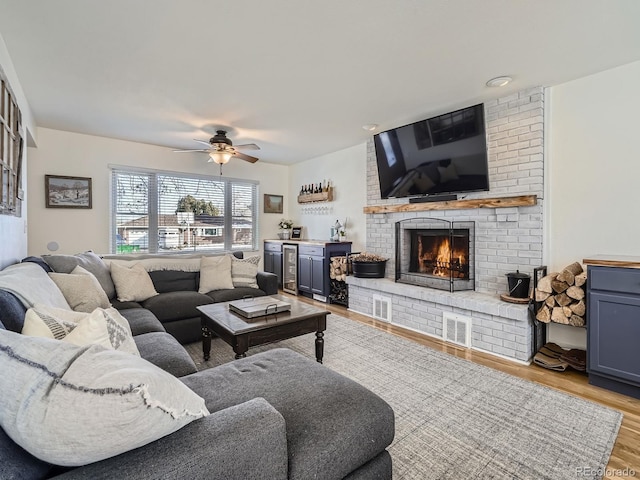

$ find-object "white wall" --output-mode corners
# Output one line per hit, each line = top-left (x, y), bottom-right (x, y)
(546, 59), (640, 349)
(27, 127), (289, 256)
(548, 60), (640, 268)
(288, 143), (367, 251)
(0, 33), (36, 269)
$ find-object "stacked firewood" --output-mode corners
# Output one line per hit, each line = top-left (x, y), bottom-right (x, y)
(534, 262), (586, 327)
(330, 256), (348, 282)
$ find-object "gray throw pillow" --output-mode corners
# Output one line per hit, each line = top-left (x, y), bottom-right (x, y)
(0, 330), (209, 467)
(43, 252), (116, 299)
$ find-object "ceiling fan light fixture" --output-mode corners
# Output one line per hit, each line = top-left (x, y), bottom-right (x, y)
(209, 151), (233, 164)
(486, 76), (513, 88)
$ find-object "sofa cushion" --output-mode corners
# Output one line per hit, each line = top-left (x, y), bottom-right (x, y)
(0, 427), (52, 480)
(142, 291), (213, 323)
(231, 255), (260, 288)
(198, 255), (234, 292)
(110, 262), (159, 302)
(49, 265), (111, 313)
(119, 308), (166, 336)
(149, 270), (198, 293)
(42, 251), (116, 299)
(206, 287), (267, 303)
(0, 290), (28, 333)
(110, 299), (143, 310)
(134, 332), (198, 377)
(0, 330), (209, 467)
(22, 305), (140, 356)
(0, 263), (71, 310)
(181, 348), (395, 480)
(21, 256), (53, 272)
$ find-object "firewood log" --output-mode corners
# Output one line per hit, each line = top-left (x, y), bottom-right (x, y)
(555, 292), (572, 307)
(557, 270), (575, 286)
(569, 300), (586, 317)
(551, 307), (570, 324)
(569, 315), (586, 327)
(535, 289), (550, 302)
(562, 306), (573, 318)
(537, 273), (557, 294)
(536, 305), (551, 323)
(551, 279), (570, 293)
(563, 262), (584, 276)
(574, 272), (587, 288)
(566, 285), (585, 300)
(545, 296), (557, 308)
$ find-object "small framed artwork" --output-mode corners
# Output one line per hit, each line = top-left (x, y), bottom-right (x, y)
(45, 175), (93, 209)
(264, 194), (283, 214)
(291, 226), (303, 239)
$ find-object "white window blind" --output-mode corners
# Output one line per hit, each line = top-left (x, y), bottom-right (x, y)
(111, 167), (258, 254)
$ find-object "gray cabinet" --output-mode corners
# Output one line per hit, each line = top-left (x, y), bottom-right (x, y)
(298, 242), (352, 301)
(263, 241), (282, 287)
(587, 265), (640, 399)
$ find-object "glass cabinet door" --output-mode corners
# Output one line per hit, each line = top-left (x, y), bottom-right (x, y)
(282, 244), (298, 294)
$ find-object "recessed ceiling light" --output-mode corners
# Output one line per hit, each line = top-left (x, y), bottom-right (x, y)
(486, 76), (512, 87)
(362, 124), (378, 131)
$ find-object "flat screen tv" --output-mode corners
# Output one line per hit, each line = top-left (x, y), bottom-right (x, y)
(373, 103), (489, 200)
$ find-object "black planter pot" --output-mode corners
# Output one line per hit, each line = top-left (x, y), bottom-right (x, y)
(352, 260), (387, 278)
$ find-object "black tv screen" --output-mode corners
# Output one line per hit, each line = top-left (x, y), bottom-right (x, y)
(373, 103), (489, 199)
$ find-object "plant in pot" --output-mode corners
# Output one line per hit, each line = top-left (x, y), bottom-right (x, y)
(278, 218), (294, 240)
(349, 252), (388, 278)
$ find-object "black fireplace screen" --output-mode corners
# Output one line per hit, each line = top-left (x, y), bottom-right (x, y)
(396, 218), (475, 292)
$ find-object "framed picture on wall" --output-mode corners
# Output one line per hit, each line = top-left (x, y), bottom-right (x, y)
(45, 175), (93, 209)
(264, 194), (283, 214)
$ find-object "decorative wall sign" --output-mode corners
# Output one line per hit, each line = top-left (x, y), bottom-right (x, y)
(264, 194), (283, 214)
(45, 175), (93, 209)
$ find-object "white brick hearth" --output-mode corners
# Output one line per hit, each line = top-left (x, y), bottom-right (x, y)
(350, 87), (545, 363)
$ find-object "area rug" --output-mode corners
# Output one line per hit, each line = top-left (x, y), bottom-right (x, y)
(184, 315), (622, 480)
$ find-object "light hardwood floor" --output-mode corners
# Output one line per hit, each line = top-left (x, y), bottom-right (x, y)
(290, 294), (640, 480)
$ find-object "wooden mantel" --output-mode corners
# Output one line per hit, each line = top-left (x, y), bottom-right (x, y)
(363, 194), (537, 214)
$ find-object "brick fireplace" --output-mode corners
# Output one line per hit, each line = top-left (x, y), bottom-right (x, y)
(347, 87), (544, 362)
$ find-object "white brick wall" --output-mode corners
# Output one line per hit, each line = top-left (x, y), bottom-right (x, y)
(355, 88), (545, 362)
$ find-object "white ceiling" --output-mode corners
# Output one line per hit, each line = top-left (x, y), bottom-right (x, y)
(1, 0), (639, 165)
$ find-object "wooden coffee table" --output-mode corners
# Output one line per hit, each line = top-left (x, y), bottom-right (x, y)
(197, 295), (330, 363)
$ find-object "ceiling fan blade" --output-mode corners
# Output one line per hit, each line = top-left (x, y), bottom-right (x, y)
(234, 143), (260, 151)
(233, 151), (259, 163)
(173, 149), (210, 153)
(193, 139), (212, 147)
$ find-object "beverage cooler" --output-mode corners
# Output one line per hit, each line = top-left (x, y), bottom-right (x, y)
(282, 243), (298, 295)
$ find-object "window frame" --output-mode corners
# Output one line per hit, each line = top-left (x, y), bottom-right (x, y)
(110, 165), (259, 255)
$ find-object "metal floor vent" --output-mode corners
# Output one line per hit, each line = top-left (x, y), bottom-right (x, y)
(372, 294), (392, 322)
(442, 312), (472, 348)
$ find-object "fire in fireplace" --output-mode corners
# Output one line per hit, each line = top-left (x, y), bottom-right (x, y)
(395, 218), (475, 292)
(410, 229), (470, 280)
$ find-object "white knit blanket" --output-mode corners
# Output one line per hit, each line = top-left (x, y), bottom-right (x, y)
(0, 263), (70, 309)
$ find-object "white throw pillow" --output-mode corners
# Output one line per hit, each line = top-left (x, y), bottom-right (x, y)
(0, 330), (209, 467)
(110, 262), (159, 302)
(49, 266), (111, 313)
(230, 255), (260, 289)
(198, 255), (234, 293)
(22, 305), (140, 356)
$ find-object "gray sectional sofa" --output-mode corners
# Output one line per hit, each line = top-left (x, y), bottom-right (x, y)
(0, 255), (395, 479)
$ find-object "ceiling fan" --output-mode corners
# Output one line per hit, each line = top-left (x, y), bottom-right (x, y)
(173, 130), (260, 165)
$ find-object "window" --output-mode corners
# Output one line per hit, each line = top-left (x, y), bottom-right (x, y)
(0, 67), (24, 217)
(111, 167), (258, 254)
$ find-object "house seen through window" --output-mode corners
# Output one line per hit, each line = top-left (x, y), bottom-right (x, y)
(111, 167), (257, 254)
